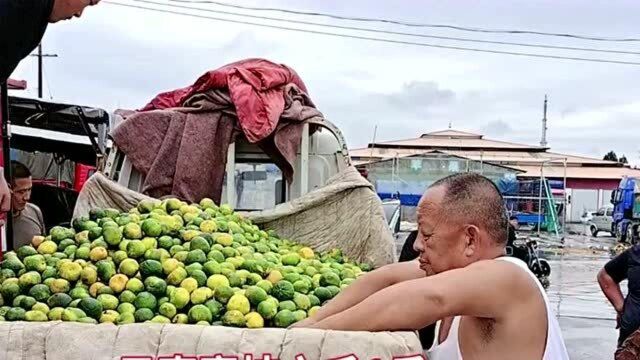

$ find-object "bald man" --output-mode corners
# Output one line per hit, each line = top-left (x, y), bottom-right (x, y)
(292, 173), (568, 360)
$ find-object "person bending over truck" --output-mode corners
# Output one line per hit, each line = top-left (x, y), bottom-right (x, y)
(0, 0), (101, 82)
(10, 161), (45, 248)
(1, 0), (100, 216)
(292, 173), (569, 360)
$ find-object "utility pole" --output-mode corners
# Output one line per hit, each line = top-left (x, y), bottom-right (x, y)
(30, 43), (57, 98)
(540, 95), (548, 147)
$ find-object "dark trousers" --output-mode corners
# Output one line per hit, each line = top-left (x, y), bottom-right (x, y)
(399, 231), (436, 349)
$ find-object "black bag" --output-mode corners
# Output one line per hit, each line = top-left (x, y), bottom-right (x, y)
(399, 231), (436, 350)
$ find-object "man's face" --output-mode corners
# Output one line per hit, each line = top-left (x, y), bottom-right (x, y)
(49, 0), (100, 23)
(413, 186), (472, 275)
(509, 218), (519, 228)
(11, 177), (33, 212)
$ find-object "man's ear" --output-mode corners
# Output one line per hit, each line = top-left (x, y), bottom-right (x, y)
(463, 225), (481, 257)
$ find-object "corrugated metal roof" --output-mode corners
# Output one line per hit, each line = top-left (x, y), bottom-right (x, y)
(513, 165), (640, 179)
(435, 149), (615, 166)
(350, 147), (429, 159)
(371, 136), (545, 150)
(349, 148), (615, 166)
(420, 129), (483, 138)
(353, 150), (524, 173)
(350, 129), (631, 180)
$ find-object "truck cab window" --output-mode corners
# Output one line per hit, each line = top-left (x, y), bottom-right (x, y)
(222, 162), (284, 211)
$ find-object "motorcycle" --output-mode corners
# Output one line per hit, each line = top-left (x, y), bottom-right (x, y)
(507, 237), (551, 289)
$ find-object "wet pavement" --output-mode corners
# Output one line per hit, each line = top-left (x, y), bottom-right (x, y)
(524, 229), (620, 359)
(548, 256), (618, 359)
(521, 226), (621, 358)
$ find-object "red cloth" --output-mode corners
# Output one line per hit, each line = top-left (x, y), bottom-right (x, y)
(141, 58), (308, 144)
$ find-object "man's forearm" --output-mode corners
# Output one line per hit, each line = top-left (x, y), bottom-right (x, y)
(306, 260), (424, 323)
(598, 270), (625, 312)
(312, 277), (441, 331)
(309, 267), (399, 322)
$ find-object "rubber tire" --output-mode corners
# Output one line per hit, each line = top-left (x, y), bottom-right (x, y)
(539, 277), (550, 289)
(590, 225), (599, 237)
(538, 259), (551, 277)
(530, 259), (551, 278)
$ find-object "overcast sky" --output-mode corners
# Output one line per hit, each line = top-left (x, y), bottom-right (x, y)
(9, 0), (640, 163)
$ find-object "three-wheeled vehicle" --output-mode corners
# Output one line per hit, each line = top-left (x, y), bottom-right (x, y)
(1, 96), (110, 251)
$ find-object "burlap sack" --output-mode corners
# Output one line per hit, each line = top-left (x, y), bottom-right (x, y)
(73, 167), (396, 268)
(0, 322), (423, 360)
(244, 166), (396, 268)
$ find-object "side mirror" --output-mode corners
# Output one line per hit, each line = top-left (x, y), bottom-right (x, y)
(275, 179), (284, 205)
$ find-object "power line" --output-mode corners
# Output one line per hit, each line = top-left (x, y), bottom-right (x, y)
(105, 1), (640, 66)
(126, 0), (640, 56)
(166, 0), (640, 42)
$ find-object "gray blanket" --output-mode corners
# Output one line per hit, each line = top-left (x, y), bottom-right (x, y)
(111, 85), (323, 204)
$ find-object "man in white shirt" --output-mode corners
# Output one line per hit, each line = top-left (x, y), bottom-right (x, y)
(293, 173), (569, 360)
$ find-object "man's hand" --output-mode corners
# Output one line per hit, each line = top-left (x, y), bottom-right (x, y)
(289, 317), (317, 329)
(301, 260), (425, 326)
(0, 174), (10, 213)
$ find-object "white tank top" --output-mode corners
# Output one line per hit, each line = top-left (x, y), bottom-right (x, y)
(425, 257), (569, 360)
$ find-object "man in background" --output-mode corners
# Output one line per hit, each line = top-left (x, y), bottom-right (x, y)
(507, 215), (518, 246)
(507, 215), (528, 261)
(11, 161), (45, 247)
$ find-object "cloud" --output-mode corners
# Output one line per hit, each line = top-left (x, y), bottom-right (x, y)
(382, 81), (456, 109)
(482, 120), (514, 137)
(7, 0), (640, 166)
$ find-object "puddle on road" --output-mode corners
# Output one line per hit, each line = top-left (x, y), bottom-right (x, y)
(547, 257), (620, 321)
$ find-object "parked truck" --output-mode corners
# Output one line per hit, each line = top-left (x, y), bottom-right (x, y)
(0, 59), (416, 360)
(610, 176), (639, 243)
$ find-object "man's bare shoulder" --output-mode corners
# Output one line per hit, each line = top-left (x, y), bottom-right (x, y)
(467, 258), (542, 302)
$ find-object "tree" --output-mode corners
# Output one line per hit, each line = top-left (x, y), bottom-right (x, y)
(620, 155), (629, 164)
(604, 151), (618, 162)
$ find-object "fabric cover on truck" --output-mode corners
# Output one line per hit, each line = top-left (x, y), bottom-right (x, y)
(73, 171), (157, 220)
(0, 322), (423, 360)
(73, 166), (396, 268)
